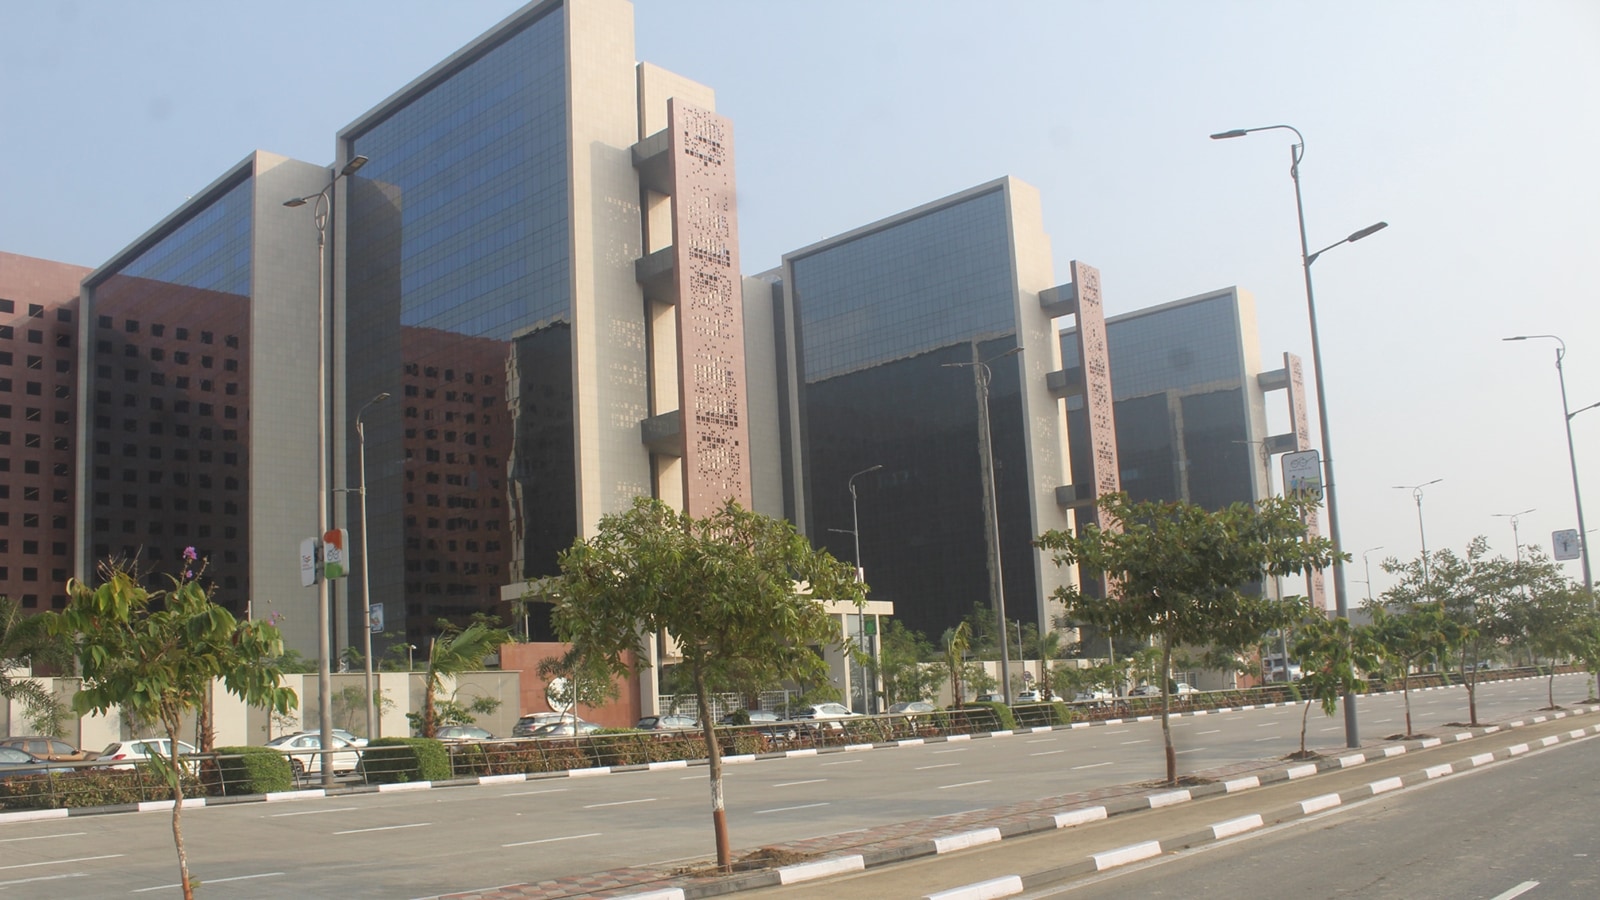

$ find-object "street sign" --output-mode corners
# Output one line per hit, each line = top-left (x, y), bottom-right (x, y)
(323, 528), (349, 580)
(300, 538), (318, 587)
(1282, 449), (1323, 501)
(369, 602), (385, 634)
(1553, 528), (1582, 561)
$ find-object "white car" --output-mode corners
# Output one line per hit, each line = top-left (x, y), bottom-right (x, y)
(98, 738), (199, 771)
(1173, 682), (1198, 696)
(1014, 690), (1043, 703)
(266, 732), (364, 775)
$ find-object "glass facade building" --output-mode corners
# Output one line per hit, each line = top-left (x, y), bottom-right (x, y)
(342, 1), (575, 648)
(780, 180), (1071, 643)
(1061, 288), (1268, 511)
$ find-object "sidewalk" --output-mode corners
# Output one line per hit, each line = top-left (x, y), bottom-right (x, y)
(432, 702), (1600, 900)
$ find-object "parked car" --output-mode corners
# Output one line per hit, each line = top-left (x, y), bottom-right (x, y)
(326, 728), (369, 748)
(513, 712), (581, 737)
(888, 701), (936, 715)
(434, 725), (495, 742)
(0, 746), (52, 778)
(1128, 684), (1161, 697)
(265, 732), (364, 775)
(1173, 682), (1198, 696)
(0, 736), (94, 762)
(1071, 689), (1115, 705)
(1014, 690), (1043, 703)
(719, 709), (797, 741)
(635, 714), (697, 731)
(791, 703), (860, 730)
(98, 738), (199, 771)
(530, 720), (601, 738)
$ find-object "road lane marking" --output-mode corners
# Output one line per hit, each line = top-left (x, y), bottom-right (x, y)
(773, 779), (827, 787)
(504, 788), (569, 797)
(821, 759), (863, 766)
(502, 832), (601, 848)
(1121, 739), (1150, 745)
(0, 855), (121, 872)
(1072, 761), (1113, 770)
(916, 763), (960, 770)
(1026, 737), (1057, 743)
(1490, 882), (1540, 900)
(755, 802), (830, 815)
(1197, 729), (1220, 735)
(937, 780), (992, 790)
(1255, 736), (1278, 742)
(0, 873), (87, 888)
(933, 748), (968, 754)
(1031, 749), (1066, 757)
(333, 823), (431, 835)
(270, 806), (360, 817)
(0, 832), (86, 843)
(132, 872), (285, 892)
(583, 798), (657, 809)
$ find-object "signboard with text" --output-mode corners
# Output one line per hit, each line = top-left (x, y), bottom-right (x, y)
(1553, 529), (1582, 561)
(1282, 449), (1323, 501)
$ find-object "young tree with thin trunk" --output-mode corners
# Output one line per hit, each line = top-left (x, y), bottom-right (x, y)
(51, 557), (296, 900)
(1038, 492), (1338, 786)
(545, 497), (864, 873)
(416, 619), (512, 737)
(1291, 614), (1377, 756)
(1366, 602), (1461, 737)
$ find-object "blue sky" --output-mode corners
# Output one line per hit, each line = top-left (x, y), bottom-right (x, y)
(3, 0), (1597, 598)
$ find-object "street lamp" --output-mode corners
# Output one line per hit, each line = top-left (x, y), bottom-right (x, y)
(943, 345), (1023, 705)
(1503, 335), (1593, 597)
(284, 154), (368, 785)
(1360, 546), (1384, 604)
(1392, 479), (1443, 586)
(840, 464), (883, 713)
(355, 391), (390, 740)
(1212, 124), (1385, 748)
(1491, 508), (1536, 566)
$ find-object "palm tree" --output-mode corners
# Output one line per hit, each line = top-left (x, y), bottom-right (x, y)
(942, 622), (971, 708)
(418, 621), (511, 737)
(0, 595), (72, 734)
(1036, 629), (1064, 700)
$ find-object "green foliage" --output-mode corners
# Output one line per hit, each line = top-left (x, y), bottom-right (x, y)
(213, 746), (294, 796)
(545, 497), (864, 871)
(357, 737), (452, 784)
(416, 619), (512, 737)
(0, 764), (205, 811)
(270, 648), (319, 674)
(876, 620), (943, 704)
(49, 561), (298, 899)
(942, 622), (971, 707)
(968, 699), (1016, 731)
(535, 643), (621, 713)
(333, 684), (395, 737)
(1039, 492), (1338, 784)
(1291, 615), (1379, 753)
(0, 595), (74, 735)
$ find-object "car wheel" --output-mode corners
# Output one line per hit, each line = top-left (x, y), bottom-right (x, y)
(290, 758), (305, 776)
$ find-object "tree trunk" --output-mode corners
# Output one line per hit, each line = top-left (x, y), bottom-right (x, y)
(1401, 670), (1413, 737)
(161, 708), (194, 900)
(1300, 699), (1311, 755)
(1159, 639), (1175, 785)
(694, 666), (732, 873)
(423, 675), (437, 737)
(1547, 670), (1556, 709)
(1461, 647), (1479, 726)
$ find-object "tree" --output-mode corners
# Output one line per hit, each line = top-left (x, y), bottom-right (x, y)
(1038, 492), (1338, 785)
(1367, 602), (1462, 737)
(536, 643), (621, 726)
(876, 620), (941, 705)
(416, 619), (511, 737)
(942, 622), (972, 707)
(1382, 537), (1517, 725)
(1291, 614), (1377, 756)
(1506, 582), (1598, 708)
(545, 497), (864, 872)
(0, 594), (73, 735)
(51, 559), (296, 900)
(1035, 628), (1065, 700)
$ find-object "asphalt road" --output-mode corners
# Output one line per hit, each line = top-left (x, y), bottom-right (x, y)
(0, 674), (1587, 899)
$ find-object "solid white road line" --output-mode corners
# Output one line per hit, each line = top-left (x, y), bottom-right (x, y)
(1489, 881), (1540, 900)
(583, 798), (657, 809)
(755, 802), (830, 815)
(1072, 761), (1113, 770)
(132, 871), (285, 892)
(0, 873), (87, 888)
(270, 806), (360, 817)
(938, 780), (993, 790)
(0, 832), (85, 843)
(0, 854), (121, 872)
(772, 779), (827, 787)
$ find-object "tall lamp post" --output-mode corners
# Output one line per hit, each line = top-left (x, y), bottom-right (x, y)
(1503, 335), (1593, 597)
(943, 345), (1023, 705)
(1360, 546), (1384, 604)
(1491, 508), (1535, 567)
(1212, 124), (1386, 748)
(285, 154), (368, 785)
(355, 391), (390, 739)
(1393, 479), (1443, 586)
(830, 464), (883, 713)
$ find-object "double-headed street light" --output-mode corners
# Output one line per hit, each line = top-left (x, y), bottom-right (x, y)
(284, 154), (368, 785)
(1211, 124), (1385, 748)
(1503, 335), (1593, 598)
(1392, 479), (1443, 586)
(1491, 508), (1536, 566)
(943, 345), (1023, 706)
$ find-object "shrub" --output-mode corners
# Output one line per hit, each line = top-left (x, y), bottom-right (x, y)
(213, 746), (293, 796)
(0, 764), (203, 811)
(357, 737), (450, 784)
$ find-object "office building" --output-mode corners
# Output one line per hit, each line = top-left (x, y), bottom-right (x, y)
(0, 252), (88, 610)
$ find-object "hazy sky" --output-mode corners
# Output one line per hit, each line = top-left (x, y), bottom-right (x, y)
(3, 0), (1597, 599)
